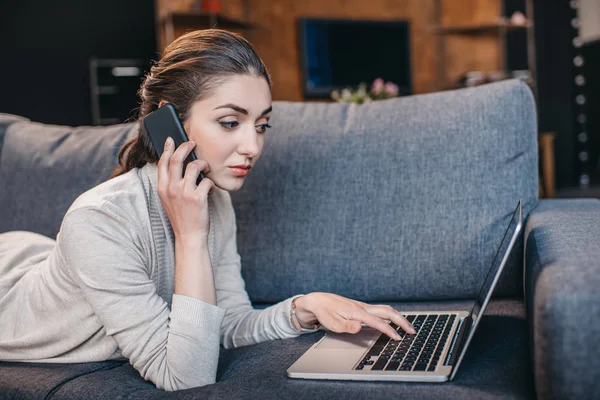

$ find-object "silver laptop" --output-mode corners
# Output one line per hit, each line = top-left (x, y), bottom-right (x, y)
(288, 200), (523, 382)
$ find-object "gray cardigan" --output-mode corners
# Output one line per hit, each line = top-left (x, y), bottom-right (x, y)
(0, 163), (314, 391)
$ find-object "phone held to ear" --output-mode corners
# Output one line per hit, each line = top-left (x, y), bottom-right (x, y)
(144, 103), (205, 186)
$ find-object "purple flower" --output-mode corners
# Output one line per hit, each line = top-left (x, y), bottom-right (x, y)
(371, 78), (384, 95)
(384, 82), (399, 97)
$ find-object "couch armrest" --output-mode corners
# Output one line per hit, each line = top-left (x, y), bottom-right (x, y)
(524, 198), (600, 400)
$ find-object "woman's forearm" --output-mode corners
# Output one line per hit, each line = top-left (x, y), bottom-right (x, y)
(174, 233), (217, 305)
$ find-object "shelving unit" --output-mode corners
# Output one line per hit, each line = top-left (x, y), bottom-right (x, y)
(432, 0), (558, 197)
(89, 58), (147, 125)
(155, 0), (252, 51)
(433, 0), (537, 101)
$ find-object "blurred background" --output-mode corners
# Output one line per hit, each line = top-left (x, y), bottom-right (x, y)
(0, 0), (599, 198)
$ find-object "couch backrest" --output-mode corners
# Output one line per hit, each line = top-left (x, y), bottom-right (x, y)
(231, 79), (538, 302)
(0, 79), (538, 302)
(0, 116), (136, 238)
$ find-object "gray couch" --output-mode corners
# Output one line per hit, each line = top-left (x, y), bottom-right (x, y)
(1, 79), (599, 399)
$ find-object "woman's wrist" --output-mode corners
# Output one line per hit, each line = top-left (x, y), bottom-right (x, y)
(173, 233), (216, 304)
(174, 231), (209, 248)
(291, 294), (320, 330)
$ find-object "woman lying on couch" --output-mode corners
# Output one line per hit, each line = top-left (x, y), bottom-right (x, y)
(0, 29), (415, 391)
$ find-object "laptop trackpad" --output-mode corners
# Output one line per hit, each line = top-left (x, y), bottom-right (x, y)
(315, 329), (379, 350)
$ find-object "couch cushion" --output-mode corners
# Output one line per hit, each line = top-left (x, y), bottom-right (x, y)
(0, 119), (136, 238)
(231, 79), (538, 303)
(44, 299), (534, 399)
(0, 113), (29, 168)
(524, 199), (600, 399)
(0, 360), (125, 399)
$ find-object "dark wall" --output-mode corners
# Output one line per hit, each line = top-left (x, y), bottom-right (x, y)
(0, 0), (157, 126)
(532, 0), (576, 189)
(505, 0), (600, 189)
(580, 41), (600, 186)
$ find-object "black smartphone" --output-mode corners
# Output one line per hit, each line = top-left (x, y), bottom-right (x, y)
(143, 103), (205, 185)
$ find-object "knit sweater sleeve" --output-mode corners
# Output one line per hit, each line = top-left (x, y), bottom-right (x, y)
(58, 205), (226, 391)
(214, 195), (315, 349)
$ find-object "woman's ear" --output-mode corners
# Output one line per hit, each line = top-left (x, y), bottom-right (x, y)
(158, 100), (167, 108)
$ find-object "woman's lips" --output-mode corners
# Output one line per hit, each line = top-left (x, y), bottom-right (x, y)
(229, 167), (250, 177)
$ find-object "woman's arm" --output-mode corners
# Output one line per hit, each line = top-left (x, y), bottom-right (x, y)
(59, 206), (225, 391)
(215, 194), (415, 346)
(214, 201), (308, 349)
(174, 233), (216, 304)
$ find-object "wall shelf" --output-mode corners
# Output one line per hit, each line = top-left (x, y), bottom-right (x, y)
(436, 20), (531, 35)
(433, 0), (537, 101)
(161, 10), (253, 30)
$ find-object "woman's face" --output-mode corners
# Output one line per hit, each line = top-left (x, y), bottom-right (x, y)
(181, 74), (272, 192)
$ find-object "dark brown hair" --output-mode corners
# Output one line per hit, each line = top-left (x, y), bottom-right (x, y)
(108, 29), (272, 180)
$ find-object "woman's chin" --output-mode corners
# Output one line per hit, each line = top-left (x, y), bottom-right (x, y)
(212, 176), (245, 192)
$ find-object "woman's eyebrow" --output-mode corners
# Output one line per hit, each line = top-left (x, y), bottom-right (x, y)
(214, 103), (272, 116)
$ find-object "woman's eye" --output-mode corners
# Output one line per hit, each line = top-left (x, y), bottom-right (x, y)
(256, 123), (272, 133)
(219, 121), (239, 129)
(219, 121), (272, 133)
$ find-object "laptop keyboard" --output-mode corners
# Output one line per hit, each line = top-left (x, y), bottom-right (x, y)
(354, 314), (456, 372)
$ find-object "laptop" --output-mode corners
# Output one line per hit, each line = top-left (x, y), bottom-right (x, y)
(287, 200), (523, 382)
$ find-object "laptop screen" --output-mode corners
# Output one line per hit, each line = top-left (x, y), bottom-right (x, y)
(448, 200), (522, 380)
(469, 201), (522, 323)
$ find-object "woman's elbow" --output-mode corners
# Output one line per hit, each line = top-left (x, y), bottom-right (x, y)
(154, 374), (217, 392)
(140, 359), (218, 392)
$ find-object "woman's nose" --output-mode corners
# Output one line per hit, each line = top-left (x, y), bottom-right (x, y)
(238, 126), (260, 157)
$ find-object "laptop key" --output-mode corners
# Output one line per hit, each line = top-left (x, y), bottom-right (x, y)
(376, 336), (389, 345)
(414, 363), (428, 371)
(367, 350), (382, 357)
(371, 358), (389, 370)
(385, 361), (401, 371)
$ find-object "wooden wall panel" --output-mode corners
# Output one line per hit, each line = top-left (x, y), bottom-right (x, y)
(245, 0), (440, 100)
(440, 0), (502, 86)
(158, 0), (503, 101)
(441, 0), (500, 25)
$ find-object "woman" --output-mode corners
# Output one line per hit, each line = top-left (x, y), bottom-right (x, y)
(0, 29), (415, 391)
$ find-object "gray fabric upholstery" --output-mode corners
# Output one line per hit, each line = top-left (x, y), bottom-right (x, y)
(524, 199), (600, 400)
(0, 361), (124, 399)
(0, 120), (137, 238)
(231, 79), (538, 303)
(0, 113), (29, 167)
(20, 300), (533, 400)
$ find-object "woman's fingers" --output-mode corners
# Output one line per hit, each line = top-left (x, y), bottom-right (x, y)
(346, 309), (402, 340)
(183, 159), (209, 190)
(157, 136), (174, 192)
(169, 140), (196, 183)
(309, 294), (418, 340)
(195, 177), (215, 197)
(361, 304), (416, 335)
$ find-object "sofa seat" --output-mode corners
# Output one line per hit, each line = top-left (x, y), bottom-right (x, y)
(0, 299), (535, 399)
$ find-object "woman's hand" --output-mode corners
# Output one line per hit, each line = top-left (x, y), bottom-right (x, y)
(294, 292), (416, 340)
(157, 137), (215, 239)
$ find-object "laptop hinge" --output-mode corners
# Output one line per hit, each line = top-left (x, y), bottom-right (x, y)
(444, 316), (473, 366)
